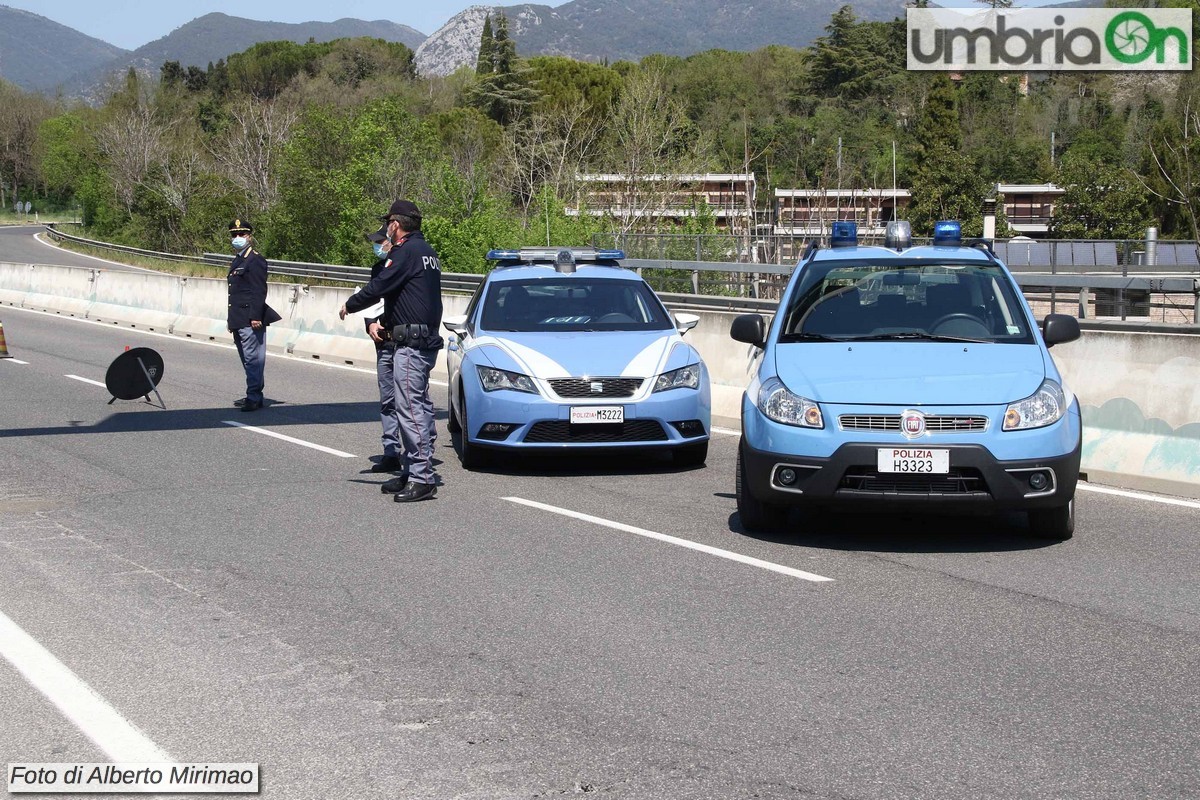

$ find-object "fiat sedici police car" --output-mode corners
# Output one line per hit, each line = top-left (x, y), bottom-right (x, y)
(731, 221), (1082, 539)
(443, 248), (711, 468)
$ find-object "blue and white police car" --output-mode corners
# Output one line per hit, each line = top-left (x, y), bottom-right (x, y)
(731, 221), (1082, 539)
(443, 248), (711, 468)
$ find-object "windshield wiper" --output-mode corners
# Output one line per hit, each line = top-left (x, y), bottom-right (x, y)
(845, 332), (990, 343)
(779, 332), (842, 342)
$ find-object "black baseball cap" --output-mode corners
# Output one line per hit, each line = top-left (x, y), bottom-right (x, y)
(229, 218), (253, 234)
(379, 199), (422, 221)
(366, 223), (388, 243)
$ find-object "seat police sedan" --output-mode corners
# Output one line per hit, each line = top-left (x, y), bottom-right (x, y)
(731, 221), (1082, 539)
(443, 248), (711, 468)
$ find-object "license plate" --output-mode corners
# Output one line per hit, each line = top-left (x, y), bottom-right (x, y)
(570, 405), (624, 424)
(877, 448), (950, 474)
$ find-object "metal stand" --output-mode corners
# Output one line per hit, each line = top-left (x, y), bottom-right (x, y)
(107, 357), (167, 409)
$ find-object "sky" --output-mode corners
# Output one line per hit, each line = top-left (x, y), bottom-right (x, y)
(0, 1), (548, 50)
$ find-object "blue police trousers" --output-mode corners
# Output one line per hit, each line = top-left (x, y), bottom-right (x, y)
(234, 326), (266, 404)
(375, 346), (401, 458)
(393, 347), (439, 485)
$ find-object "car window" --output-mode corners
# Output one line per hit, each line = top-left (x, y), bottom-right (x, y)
(779, 260), (1035, 343)
(480, 278), (673, 332)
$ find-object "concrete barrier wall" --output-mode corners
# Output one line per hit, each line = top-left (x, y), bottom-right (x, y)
(1, 262), (1196, 497)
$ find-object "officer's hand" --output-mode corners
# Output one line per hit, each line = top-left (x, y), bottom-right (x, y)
(250, 320), (262, 330)
(338, 304), (347, 321)
(367, 322), (384, 342)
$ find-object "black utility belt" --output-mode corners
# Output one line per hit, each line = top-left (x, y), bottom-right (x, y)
(390, 323), (431, 346)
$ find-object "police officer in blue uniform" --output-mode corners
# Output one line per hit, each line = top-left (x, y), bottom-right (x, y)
(227, 219), (280, 412)
(364, 225), (404, 474)
(340, 200), (443, 502)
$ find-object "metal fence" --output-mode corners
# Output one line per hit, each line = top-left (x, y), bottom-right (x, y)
(41, 223), (1199, 325)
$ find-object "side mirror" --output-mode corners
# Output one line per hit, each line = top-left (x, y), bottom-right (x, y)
(730, 313), (766, 349)
(1042, 313), (1080, 348)
(443, 314), (468, 338)
(674, 312), (700, 335)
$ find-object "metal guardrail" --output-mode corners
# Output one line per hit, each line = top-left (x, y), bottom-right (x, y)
(41, 224), (1199, 325)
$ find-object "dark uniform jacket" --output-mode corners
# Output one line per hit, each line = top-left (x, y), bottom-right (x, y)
(345, 231), (444, 350)
(227, 247), (281, 331)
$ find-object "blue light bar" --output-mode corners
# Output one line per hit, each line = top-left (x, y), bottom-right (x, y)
(486, 249), (522, 260)
(932, 220), (962, 245)
(829, 221), (857, 248)
(595, 249), (626, 260)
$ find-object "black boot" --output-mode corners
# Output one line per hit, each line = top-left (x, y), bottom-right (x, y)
(393, 482), (437, 503)
(371, 455), (403, 473)
(380, 474), (410, 494)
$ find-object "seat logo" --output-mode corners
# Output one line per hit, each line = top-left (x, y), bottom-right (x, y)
(901, 410), (926, 439)
(590, 381), (604, 393)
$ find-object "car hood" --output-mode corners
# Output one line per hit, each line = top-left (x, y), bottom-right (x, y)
(772, 342), (1047, 405)
(472, 330), (697, 378)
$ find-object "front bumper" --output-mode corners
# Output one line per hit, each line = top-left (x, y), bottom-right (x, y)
(741, 439), (1080, 512)
(466, 385), (711, 451)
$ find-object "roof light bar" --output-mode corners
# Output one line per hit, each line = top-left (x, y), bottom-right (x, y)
(933, 220), (962, 246)
(884, 221), (912, 250)
(829, 221), (858, 248)
(485, 247), (626, 262)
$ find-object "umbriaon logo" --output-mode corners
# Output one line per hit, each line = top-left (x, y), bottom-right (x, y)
(907, 8), (1192, 72)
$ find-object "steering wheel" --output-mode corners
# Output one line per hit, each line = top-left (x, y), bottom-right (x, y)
(595, 312), (636, 323)
(929, 313), (989, 336)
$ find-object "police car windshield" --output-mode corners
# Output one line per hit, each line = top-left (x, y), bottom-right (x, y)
(480, 278), (673, 332)
(779, 260), (1035, 344)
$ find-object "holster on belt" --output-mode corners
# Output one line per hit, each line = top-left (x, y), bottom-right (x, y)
(390, 323), (430, 347)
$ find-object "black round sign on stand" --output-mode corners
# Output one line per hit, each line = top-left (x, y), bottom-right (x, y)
(105, 347), (166, 407)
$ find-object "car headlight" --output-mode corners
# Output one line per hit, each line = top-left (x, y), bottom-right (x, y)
(1003, 379), (1066, 431)
(477, 366), (537, 394)
(756, 377), (823, 428)
(653, 364), (701, 392)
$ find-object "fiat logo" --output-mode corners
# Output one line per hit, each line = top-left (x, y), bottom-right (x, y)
(901, 410), (926, 439)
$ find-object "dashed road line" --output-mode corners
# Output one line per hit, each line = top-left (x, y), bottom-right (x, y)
(222, 420), (356, 458)
(503, 496), (834, 583)
(2, 357), (30, 365)
(1078, 482), (1200, 510)
(711, 425), (740, 437)
(0, 608), (172, 762)
(65, 374), (106, 388)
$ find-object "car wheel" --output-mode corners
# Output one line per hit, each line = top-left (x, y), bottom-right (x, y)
(736, 444), (787, 532)
(458, 390), (489, 470)
(1028, 498), (1074, 540)
(446, 384), (462, 434)
(673, 440), (708, 467)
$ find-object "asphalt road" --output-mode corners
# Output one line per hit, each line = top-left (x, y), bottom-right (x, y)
(0, 225), (160, 273)
(1, 302), (1199, 798)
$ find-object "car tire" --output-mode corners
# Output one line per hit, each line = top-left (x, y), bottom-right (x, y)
(1028, 498), (1074, 540)
(446, 384), (462, 434)
(458, 390), (489, 470)
(736, 444), (787, 532)
(673, 440), (708, 467)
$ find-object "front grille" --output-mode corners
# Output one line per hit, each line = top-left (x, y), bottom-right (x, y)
(839, 467), (989, 495)
(548, 377), (643, 399)
(524, 420), (667, 444)
(839, 415), (989, 432)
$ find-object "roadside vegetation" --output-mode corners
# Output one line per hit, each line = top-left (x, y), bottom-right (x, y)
(1, 5), (1199, 272)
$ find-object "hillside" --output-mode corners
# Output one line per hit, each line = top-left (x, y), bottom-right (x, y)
(416, 0), (909, 75)
(62, 13), (428, 102)
(0, 4), (129, 92)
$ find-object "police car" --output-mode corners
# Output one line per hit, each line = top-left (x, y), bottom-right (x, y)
(443, 248), (711, 468)
(731, 221), (1082, 539)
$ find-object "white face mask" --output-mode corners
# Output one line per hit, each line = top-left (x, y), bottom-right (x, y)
(231, 236), (248, 251)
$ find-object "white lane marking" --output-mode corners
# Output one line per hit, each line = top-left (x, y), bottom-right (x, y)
(712, 426), (740, 437)
(65, 374), (106, 388)
(2, 357), (30, 364)
(1, 304), (448, 385)
(0, 609), (172, 762)
(222, 420), (355, 458)
(1078, 482), (1200, 510)
(503, 496), (834, 583)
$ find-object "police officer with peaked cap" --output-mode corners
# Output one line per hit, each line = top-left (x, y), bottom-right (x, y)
(227, 218), (281, 412)
(364, 224), (404, 474)
(339, 200), (443, 502)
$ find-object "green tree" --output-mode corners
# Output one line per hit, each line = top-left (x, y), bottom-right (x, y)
(1051, 155), (1150, 239)
(476, 15), (495, 75)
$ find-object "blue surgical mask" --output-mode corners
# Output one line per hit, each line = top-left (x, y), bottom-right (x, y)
(231, 236), (248, 251)
(373, 242), (388, 258)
